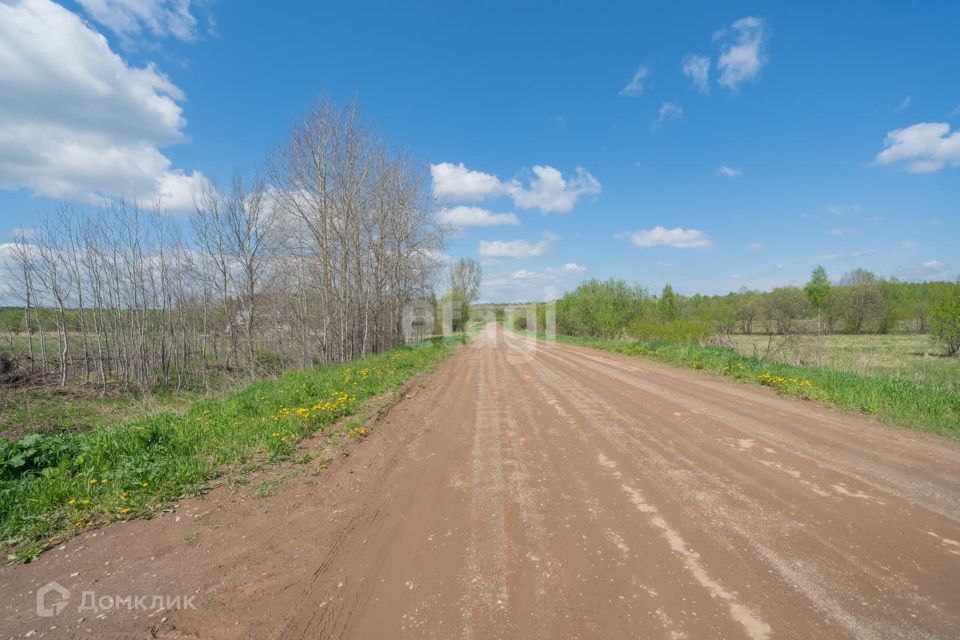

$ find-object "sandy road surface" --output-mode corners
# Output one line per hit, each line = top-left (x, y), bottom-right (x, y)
(3, 324), (960, 639)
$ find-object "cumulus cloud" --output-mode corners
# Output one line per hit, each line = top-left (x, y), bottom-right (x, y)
(0, 0), (206, 212)
(76, 0), (199, 41)
(717, 165), (742, 177)
(715, 16), (768, 90)
(620, 66), (649, 97)
(747, 242), (763, 252)
(874, 122), (960, 173)
(430, 162), (506, 201)
(555, 262), (586, 274)
(682, 54), (711, 93)
(478, 232), (557, 259)
(430, 163), (601, 214)
(509, 166), (601, 213)
(654, 102), (683, 128)
(437, 206), (519, 228)
(617, 226), (711, 249)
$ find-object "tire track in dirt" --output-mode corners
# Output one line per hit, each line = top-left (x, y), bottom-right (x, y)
(502, 330), (960, 638)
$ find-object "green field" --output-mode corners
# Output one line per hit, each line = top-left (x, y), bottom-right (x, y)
(728, 334), (960, 387)
(0, 337), (459, 562)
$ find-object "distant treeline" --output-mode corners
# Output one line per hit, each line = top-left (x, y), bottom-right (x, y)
(493, 266), (960, 342)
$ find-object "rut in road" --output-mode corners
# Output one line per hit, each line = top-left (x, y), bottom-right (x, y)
(1, 324), (959, 639)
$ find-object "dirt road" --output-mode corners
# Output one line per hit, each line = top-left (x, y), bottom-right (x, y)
(3, 324), (960, 639)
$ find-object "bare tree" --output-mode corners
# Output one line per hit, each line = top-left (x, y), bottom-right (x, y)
(222, 173), (277, 379)
(448, 258), (482, 332)
(269, 97), (444, 362)
(0, 96), (444, 394)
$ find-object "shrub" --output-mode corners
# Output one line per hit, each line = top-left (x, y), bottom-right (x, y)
(557, 279), (647, 338)
(626, 319), (713, 344)
(930, 293), (960, 356)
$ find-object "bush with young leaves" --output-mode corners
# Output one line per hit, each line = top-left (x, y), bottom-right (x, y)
(930, 292), (960, 356)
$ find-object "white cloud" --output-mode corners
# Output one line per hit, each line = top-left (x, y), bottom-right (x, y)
(431, 162), (601, 214)
(894, 96), (912, 113)
(682, 54), (711, 94)
(819, 248), (880, 261)
(620, 66), (649, 97)
(717, 165), (742, 177)
(617, 226), (711, 249)
(478, 233), (556, 259)
(747, 242), (763, 252)
(715, 16), (768, 90)
(511, 262), (586, 281)
(479, 239), (550, 259)
(509, 166), (601, 213)
(654, 102), (683, 127)
(421, 248), (452, 266)
(76, 0), (198, 41)
(478, 275), (562, 303)
(430, 162), (506, 201)
(0, 242), (19, 301)
(0, 0), (206, 212)
(437, 206), (519, 228)
(874, 122), (960, 173)
(824, 203), (863, 215)
(555, 262), (586, 274)
(827, 228), (860, 236)
(899, 259), (954, 281)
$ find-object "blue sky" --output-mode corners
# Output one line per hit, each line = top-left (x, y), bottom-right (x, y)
(0, 1), (958, 301)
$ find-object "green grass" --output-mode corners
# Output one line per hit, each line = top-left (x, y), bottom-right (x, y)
(0, 387), (202, 439)
(527, 330), (960, 439)
(729, 333), (960, 387)
(0, 337), (459, 562)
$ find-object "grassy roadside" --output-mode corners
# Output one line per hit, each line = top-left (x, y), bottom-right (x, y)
(1, 387), (205, 440)
(518, 329), (960, 439)
(1, 337), (461, 563)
